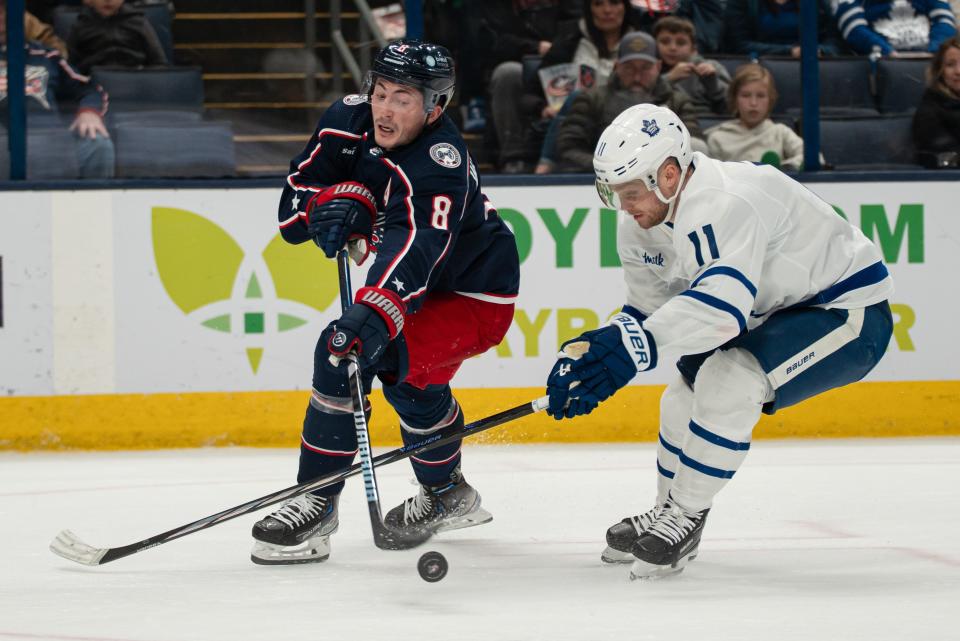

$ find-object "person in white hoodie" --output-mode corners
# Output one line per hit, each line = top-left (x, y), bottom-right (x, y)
(705, 63), (806, 170)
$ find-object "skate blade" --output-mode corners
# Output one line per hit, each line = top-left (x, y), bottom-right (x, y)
(629, 550), (697, 581)
(250, 537), (331, 565)
(434, 507), (493, 534)
(601, 546), (635, 565)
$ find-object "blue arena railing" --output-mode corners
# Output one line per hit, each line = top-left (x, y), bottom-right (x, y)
(4, 0), (27, 180)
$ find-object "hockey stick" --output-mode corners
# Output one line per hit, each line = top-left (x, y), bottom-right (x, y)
(333, 248), (424, 550)
(49, 392), (551, 565)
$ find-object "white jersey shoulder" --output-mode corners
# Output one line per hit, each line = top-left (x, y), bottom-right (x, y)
(619, 153), (893, 359)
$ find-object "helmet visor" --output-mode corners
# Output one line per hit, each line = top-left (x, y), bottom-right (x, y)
(595, 179), (655, 212)
(595, 181), (620, 209)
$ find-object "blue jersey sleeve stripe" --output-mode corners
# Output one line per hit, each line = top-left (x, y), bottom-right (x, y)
(689, 420), (751, 451)
(678, 451), (737, 479)
(659, 433), (682, 456)
(621, 304), (648, 323)
(690, 266), (758, 299)
(679, 290), (748, 332)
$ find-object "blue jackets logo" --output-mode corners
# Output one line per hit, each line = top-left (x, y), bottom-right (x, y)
(429, 143), (461, 168)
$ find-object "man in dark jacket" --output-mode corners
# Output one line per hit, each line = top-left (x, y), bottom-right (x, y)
(555, 31), (701, 173)
(67, 0), (167, 74)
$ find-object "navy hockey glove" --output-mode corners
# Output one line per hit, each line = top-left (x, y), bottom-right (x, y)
(327, 286), (406, 370)
(306, 182), (377, 264)
(546, 312), (657, 420)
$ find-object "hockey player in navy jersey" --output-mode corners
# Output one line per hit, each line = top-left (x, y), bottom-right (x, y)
(250, 40), (520, 564)
(545, 104), (894, 579)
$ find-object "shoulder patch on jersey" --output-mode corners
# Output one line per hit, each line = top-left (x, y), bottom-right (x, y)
(343, 93), (367, 106)
(429, 142), (462, 169)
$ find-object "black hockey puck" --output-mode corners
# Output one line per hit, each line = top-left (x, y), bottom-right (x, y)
(417, 551), (448, 582)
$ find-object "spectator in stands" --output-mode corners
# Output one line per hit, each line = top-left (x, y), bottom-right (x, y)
(913, 35), (960, 166)
(724, 0), (844, 57)
(511, 0), (634, 172)
(0, 1), (114, 178)
(484, 0), (582, 171)
(552, 30), (702, 173)
(23, 5), (68, 57)
(835, 0), (958, 56)
(654, 15), (730, 115)
(67, 0), (168, 75)
(25, 0), (58, 25)
(705, 63), (806, 170)
(633, 0), (726, 54)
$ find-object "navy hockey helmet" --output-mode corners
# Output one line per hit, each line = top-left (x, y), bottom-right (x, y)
(366, 39), (456, 113)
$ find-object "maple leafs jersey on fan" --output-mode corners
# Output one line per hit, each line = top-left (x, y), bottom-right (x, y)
(277, 95), (519, 313)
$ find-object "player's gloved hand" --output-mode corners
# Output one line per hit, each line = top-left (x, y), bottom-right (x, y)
(546, 312), (657, 420)
(327, 287), (405, 371)
(306, 182), (377, 264)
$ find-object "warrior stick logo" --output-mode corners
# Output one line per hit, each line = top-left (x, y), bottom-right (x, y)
(152, 207), (338, 374)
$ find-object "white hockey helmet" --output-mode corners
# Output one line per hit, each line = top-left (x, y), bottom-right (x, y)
(593, 103), (692, 210)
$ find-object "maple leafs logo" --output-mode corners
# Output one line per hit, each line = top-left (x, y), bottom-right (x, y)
(152, 207), (338, 373)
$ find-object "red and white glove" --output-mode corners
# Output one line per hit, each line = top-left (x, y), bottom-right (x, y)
(305, 182), (377, 264)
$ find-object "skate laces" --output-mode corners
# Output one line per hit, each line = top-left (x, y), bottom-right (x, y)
(629, 505), (663, 534)
(647, 503), (701, 545)
(270, 494), (327, 529)
(402, 487), (436, 524)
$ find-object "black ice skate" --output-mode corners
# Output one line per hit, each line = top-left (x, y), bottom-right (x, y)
(629, 501), (709, 580)
(382, 467), (492, 549)
(250, 494), (338, 565)
(601, 504), (664, 564)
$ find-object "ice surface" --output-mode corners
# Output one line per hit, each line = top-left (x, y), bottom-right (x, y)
(1, 439), (958, 641)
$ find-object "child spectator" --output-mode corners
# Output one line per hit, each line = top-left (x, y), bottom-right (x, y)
(913, 35), (960, 165)
(724, 0), (844, 57)
(67, 0), (168, 75)
(836, 0), (958, 56)
(24, 6), (68, 57)
(1, 2), (114, 178)
(706, 63), (806, 170)
(653, 15), (729, 115)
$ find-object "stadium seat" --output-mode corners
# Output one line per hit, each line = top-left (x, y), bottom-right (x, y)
(112, 121), (237, 178)
(0, 127), (82, 179)
(758, 58), (803, 114)
(816, 116), (919, 169)
(711, 55), (752, 79)
(760, 57), (878, 116)
(875, 58), (930, 114)
(92, 66), (204, 113)
(52, 2), (174, 63)
(817, 58), (878, 115)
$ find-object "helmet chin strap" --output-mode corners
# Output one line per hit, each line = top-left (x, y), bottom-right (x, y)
(652, 163), (690, 222)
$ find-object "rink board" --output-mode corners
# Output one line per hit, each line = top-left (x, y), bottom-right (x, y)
(0, 182), (956, 449)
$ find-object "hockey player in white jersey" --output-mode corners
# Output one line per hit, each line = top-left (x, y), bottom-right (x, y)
(545, 104), (894, 579)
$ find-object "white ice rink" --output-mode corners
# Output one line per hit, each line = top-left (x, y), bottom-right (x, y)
(2, 439), (958, 641)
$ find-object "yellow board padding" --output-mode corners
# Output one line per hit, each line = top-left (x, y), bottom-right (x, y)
(0, 381), (957, 451)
